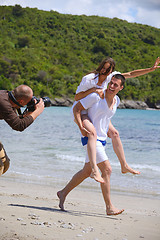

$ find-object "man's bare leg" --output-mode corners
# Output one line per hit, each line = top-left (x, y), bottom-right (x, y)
(98, 160), (124, 215)
(57, 163), (92, 211)
(82, 115), (104, 183)
(108, 124), (140, 175)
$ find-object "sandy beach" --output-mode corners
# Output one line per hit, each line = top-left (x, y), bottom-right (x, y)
(0, 178), (159, 240)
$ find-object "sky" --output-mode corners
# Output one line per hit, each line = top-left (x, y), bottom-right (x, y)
(0, 0), (160, 29)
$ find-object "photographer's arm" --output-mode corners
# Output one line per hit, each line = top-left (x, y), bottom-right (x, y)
(2, 107), (34, 132)
(122, 57), (160, 79)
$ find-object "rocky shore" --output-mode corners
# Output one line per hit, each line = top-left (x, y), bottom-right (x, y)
(51, 97), (74, 107)
(51, 97), (160, 110)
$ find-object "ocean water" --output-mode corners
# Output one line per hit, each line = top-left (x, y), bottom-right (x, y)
(1, 107), (160, 199)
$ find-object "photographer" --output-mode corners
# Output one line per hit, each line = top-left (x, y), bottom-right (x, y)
(0, 84), (44, 176)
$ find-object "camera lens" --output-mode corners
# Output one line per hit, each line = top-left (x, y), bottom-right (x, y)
(42, 97), (51, 107)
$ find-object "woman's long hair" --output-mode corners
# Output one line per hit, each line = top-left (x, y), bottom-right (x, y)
(93, 57), (115, 75)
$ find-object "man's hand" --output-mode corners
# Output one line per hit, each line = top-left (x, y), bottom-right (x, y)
(34, 98), (44, 114)
(30, 98), (44, 120)
(80, 126), (90, 137)
(107, 121), (119, 138)
(107, 128), (119, 138)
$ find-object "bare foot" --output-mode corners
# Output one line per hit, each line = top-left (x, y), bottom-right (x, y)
(106, 206), (124, 216)
(90, 169), (105, 183)
(57, 191), (66, 211)
(121, 164), (140, 175)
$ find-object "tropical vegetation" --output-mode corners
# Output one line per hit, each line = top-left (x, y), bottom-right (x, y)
(0, 5), (160, 105)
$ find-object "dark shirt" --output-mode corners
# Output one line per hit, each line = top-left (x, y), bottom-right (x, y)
(0, 90), (33, 131)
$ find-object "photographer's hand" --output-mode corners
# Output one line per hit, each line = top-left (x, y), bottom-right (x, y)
(30, 98), (44, 120)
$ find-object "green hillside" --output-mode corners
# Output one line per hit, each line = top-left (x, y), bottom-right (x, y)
(0, 5), (160, 105)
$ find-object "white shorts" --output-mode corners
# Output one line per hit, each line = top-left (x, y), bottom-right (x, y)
(85, 140), (108, 164)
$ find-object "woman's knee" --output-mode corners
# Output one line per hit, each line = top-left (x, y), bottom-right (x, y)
(88, 129), (97, 139)
(86, 124), (97, 139)
(82, 118), (97, 138)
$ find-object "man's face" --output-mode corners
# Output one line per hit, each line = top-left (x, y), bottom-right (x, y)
(100, 62), (113, 76)
(22, 97), (33, 107)
(15, 95), (33, 109)
(107, 77), (123, 95)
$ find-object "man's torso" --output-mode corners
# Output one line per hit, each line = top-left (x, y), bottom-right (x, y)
(81, 93), (120, 140)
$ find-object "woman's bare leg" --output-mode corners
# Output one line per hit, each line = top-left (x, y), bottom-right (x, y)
(82, 114), (104, 183)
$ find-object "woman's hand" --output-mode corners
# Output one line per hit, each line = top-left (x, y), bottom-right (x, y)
(151, 57), (160, 70)
(95, 88), (104, 99)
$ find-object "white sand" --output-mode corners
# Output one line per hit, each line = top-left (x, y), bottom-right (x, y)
(0, 178), (160, 240)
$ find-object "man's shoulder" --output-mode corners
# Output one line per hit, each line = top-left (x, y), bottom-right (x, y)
(115, 95), (120, 106)
(88, 92), (100, 100)
(81, 92), (100, 102)
(80, 92), (100, 109)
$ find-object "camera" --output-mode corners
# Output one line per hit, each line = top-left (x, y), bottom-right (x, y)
(25, 96), (51, 112)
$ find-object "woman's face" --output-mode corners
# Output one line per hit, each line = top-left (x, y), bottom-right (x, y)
(100, 62), (113, 76)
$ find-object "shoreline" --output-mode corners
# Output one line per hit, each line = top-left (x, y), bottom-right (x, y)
(0, 178), (160, 240)
(51, 97), (160, 110)
(2, 175), (160, 201)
